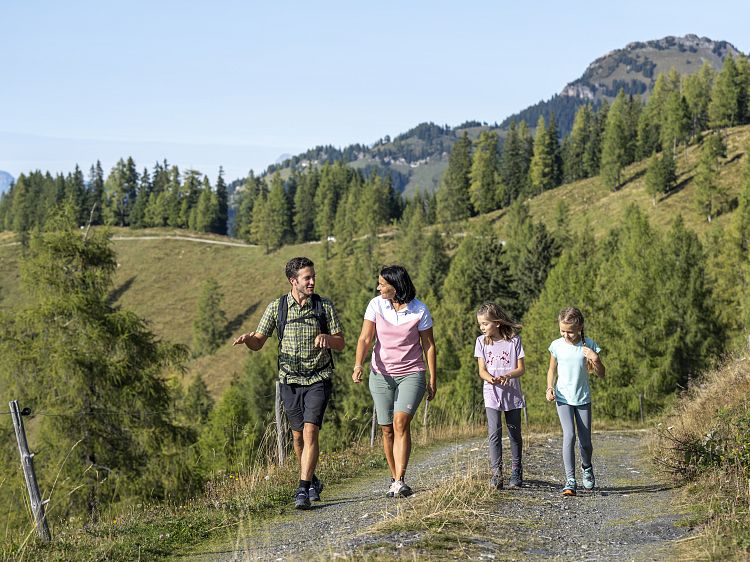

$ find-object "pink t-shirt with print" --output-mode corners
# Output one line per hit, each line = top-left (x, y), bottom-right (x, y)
(474, 335), (526, 411)
(365, 296), (432, 376)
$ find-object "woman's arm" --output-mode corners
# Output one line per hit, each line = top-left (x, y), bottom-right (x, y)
(352, 319), (376, 383)
(546, 354), (557, 402)
(419, 327), (437, 400)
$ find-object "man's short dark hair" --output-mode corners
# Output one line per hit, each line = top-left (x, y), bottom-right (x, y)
(380, 265), (416, 304)
(286, 257), (314, 280)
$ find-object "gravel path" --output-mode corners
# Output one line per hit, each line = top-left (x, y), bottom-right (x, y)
(185, 430), (690, 561)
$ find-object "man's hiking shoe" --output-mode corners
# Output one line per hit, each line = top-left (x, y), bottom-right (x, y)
(582, 465), (595, 490)
(390, 479), (413, 498)
(294, 487), (311, 509)
(562, 478), (577, 497)
(508, 468), (523, 488)
(309, 476), (323, 501)
(490, 474), (503, 490)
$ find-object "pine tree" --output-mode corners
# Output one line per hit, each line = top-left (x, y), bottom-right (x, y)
(180, 170), (202, 229)
(529, 115), (555, 194)
(86, 161), (105, 225)
(682, 62), (715, 138)
(564, 104), (593, 182)
(661, 90), (691, 153)
(469, 131), (500, 213)
(644, 147), (677, 205)
(600, 90), (632, 190)
(0, 213), (188, 516)
(695, 132), (729, 222)
(192, 176), (219, 233)
(709, 54), (741, 129)
(293, 168), (318, 242)
(129, 167), (152, 229)
(192, 277), (227, 356)
(436, 132), (472, 225)
(104, 157), (139, 226)
(65, 165), (87, 225)
(183, 374), (214, 424)
(214, 167), (229, 235)
(498, 121), (531, 206)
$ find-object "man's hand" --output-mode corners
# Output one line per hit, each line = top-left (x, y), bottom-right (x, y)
(314, 334), (330, 348)
(233, 332), (254, 346)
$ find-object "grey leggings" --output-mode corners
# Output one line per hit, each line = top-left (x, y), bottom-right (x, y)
(485, 408), (523, 473)
(556, 402), (593, 480)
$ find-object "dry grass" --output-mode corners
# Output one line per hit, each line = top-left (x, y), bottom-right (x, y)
(656, 354), (750, 560)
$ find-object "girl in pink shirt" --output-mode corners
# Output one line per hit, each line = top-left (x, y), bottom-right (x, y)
(475, 302), (525, 490)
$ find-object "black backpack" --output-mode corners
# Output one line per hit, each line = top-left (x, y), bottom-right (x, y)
(276, 293), (334, 381)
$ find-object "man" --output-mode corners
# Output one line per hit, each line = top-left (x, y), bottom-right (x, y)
(233, 257), (344, 509)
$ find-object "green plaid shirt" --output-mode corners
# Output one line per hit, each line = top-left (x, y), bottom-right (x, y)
(256, 292), (342, 385)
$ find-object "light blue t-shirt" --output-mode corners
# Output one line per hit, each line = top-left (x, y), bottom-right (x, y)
(548, 336), (601, 406)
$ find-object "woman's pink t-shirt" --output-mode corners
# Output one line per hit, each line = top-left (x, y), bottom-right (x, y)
(365, 296), (432, 376)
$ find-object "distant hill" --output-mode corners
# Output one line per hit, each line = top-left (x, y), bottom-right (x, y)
(260, 35), (742, 197)
(0, 171), (14, 194)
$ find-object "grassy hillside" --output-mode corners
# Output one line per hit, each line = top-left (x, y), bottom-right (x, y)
(493, 124), (750, 240)
(0, 125), (748, 400)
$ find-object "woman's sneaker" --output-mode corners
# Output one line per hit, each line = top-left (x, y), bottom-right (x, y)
(508, 467), (523, 488)
(390, 479), (413, 498)
(294, 487), (311, 509)
(581, 465), (595, 490)
(562, 478), (577, 496)
(308, 476), (324, 501)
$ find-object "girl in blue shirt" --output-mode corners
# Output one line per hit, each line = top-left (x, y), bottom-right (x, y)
(546, 307), (605, 496)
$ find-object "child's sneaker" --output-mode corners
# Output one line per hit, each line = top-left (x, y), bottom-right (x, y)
(562, 478), (577, 496)
(490, 473), (503, 490)
(508, 467), (523, 488)
(582, 465), (595, 490)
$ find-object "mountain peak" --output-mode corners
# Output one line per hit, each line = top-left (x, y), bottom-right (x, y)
(561, 35), (743, 101)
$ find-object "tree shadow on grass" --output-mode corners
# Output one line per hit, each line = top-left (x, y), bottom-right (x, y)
(107, 276), (136, 304)
(225, 303), (260, 336)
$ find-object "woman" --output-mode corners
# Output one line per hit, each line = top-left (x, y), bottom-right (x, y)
(352, 265), (437, 497)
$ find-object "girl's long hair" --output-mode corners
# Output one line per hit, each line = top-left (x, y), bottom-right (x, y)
(477, 302), (522, 344)
(558, 307), (595, 373)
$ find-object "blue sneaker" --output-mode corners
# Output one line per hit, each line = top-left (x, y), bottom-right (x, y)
(582, 466), (595, 490)
(309, 476), (323, 501)
(294, 487), (311, 509)
(562, 478), (576, 496)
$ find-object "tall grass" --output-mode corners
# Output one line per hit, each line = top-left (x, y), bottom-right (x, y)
(656, 354), (750, 559)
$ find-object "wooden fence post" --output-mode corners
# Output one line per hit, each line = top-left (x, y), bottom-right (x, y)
(639, 393), (644, 425)
(9, 401), (51, 542)
(370, 406), (377, 448)
(275, 382), (286, 466)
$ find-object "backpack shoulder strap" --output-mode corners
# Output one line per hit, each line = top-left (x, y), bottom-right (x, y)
(311, 294), (329, 334)
(277, 294), (288, 341)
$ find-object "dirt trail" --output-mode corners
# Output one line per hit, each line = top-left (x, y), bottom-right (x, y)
(185, 430), (691, 561)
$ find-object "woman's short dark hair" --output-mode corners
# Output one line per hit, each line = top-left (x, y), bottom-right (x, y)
(286, 257), (314, 280)
(380, 265), (416, 304)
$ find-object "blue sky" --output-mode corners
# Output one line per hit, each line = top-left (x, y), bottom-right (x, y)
(2, 1), (749, 183)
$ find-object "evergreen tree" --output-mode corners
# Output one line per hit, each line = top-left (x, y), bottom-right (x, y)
(0, 213), (189, 517)
(192, 277), (227, 356)
(498, 121), (531, 206)
(183, 374), (214, 425)
(104, 157), (139, 227)
(214, 167), (229, 235)
(503, 200), (560, 315)
(529, 115), (555, 194)
(469, 131), (500, 213)
(644, 147), (677, 205)
(129, 167), (152, 229)
(436, 132), (472, 225)
(293, 168), (318, 242)
(709, 54), (741, 128)
(564, 104), (593, 182)
(661, 90), (691, 153)
(86, 160), (105, 225)
(65, 165), (87, 225)
(695, 132), (729, 222)
(682, 62), (715, 138)
(180, 170), (202, 229)
(600, 90), (633, 190)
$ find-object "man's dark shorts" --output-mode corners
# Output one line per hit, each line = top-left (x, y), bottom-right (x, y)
(279, 379), (333, 431)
